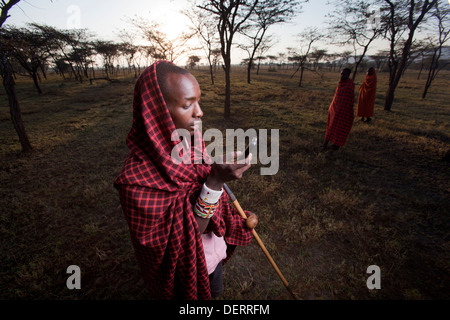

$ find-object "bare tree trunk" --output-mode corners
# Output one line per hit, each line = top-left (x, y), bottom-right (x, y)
(298, 67), (305, 87)
(31, 71), (42, 94)
(247, 60), (252, 84)
(384, 39), (412, 111)
(384, 85), (396, 112)
(224, 61), (231, 118)
(222, 34), (233, 118)
(39, 63), (47, 80)
(417, 54), (425, 80)
(91, 62), (96, 79)
(1, 52), (32, 152)
(383, 0), (437, 111)
(209, 64), (214, 85)
(0, 0), (31, 152)
(68, 63), (79, 82)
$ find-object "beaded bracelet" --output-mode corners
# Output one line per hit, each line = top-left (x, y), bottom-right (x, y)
(194, 197), (220, 219)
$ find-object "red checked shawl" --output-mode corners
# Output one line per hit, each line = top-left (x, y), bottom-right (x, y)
(325, 78), (355, 147)
(114, 61), (252, 300)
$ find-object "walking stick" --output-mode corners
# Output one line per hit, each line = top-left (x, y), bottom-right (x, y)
(223, 183), (298, 300)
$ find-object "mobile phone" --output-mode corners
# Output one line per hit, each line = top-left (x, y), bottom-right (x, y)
(239, 137), (257, 161)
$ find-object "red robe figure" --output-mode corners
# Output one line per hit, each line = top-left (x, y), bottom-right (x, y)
(322, 68), (355, 150)
(357, 67), (377, 122)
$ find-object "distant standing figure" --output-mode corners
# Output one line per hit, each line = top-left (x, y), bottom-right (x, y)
(357, 67), (377, 122)
(322, 68), (355, 151)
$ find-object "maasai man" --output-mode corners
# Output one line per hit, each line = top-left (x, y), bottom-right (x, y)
(114, 61), (256, 300)
(357, 67), (377, 122)
(322, 68), (355, 151)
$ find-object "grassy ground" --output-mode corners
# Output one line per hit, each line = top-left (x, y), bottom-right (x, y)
(0, 66), (448, 300)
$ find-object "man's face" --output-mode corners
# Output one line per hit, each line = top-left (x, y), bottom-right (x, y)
(164, 73), (203, 136)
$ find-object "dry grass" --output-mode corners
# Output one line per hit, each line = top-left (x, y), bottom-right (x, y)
(0, 66), (448, 300)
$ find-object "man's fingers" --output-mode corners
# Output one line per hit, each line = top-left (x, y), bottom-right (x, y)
(234, 159), (251, 176)
(224, 151), (252, 165)
(246, 153), (252, 164)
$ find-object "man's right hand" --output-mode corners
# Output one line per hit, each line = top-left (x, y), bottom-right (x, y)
(206, 151), (252, 191)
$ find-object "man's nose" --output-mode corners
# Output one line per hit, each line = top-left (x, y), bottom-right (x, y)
(193, 102), (203, 118)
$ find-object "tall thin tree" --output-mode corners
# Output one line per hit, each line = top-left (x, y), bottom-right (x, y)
(198, 0), (259, 119)
(0, 0), (32, 152)
(422, 0), (449, 99)
(239, 0), (304, 84)
(288, 27), (324, 87)
(380, 0), (437, 111)
(184, 5), (220, 85)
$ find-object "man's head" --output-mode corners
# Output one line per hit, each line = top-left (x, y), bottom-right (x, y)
(156, 62), (203, 136)
(341, 68), (351, 81)
(368, 67), (375, 75)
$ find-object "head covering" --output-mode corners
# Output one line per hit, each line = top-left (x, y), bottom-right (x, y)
(114, 61), (252, 300)
(115, 60), (207, 191)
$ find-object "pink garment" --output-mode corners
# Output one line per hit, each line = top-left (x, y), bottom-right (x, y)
(201, 232), (227, 274)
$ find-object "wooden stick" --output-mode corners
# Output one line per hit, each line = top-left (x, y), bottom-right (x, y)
(223, 183), (298, 300)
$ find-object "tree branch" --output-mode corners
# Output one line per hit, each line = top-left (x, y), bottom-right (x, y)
(0, 0), (20, 28)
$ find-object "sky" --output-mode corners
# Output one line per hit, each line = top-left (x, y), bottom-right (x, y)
(4, 0), (335, 65)
(4, 0), (445, 65)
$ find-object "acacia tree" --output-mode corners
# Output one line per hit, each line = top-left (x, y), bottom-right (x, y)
(288, 27), (324, 87)
(118, 42), (138, 77)
(92, 40), (120, 79)
(62, 28), (94, 82)
(211, 48), (222, 71)
(31, 24), (94, 82)
(415, 40), (433, 79)
(254, 37), (273, 75)
(29, 24), (75, 79)
(239, 0), (303, 84)
(184, 5), (220, 84)
(403, 39), (429, 73)
(422, 0), (449, 99)
(1, 26), (51, 94)
(129, 17), (194, 63)
(117, 29), (140, 77)
(327, 0), (385, 80)
(198, 0), (259, 119)
(309, 48), (327, 71)
(240, 34), (273, 75)
(187, 55), (201, 69)
(380, 0), (437, 111)
(0, 0), (32, 152)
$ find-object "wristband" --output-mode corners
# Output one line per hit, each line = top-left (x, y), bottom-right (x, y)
(199, 183), (223, 204)
(194, 197), (219, 219)
(194, 183), (223, 219)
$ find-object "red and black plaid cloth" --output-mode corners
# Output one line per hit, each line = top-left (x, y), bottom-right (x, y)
(325, 78), (355, 147)
(114, 61), (253, 300)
